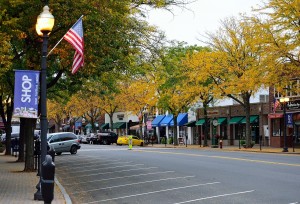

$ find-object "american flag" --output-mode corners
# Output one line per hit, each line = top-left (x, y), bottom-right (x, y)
(63, 17), (84, 74)
(273, 99), (280, 113)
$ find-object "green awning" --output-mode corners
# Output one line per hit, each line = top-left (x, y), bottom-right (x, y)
(184, 121), (196, 127)
(85, 123), (92, 129)
(196, 119), (205, 126)
(229, 116), (244, 124)
(217, 117), (227, 125)
(240, 116), (259, 124)
(112, 122), (126, 129)
(100, 123), (109, 129)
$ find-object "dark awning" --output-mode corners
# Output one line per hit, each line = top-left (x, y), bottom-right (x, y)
(100, 123), (109, 129)
(195, 119), (205, 126)
(112, 122), (126, 129)
(160, 115), (173, 127)
(184, 121), (196, 127)
(229, 116), (244, 124)
(170, 113), (188, 126)
(240, 116), (259, 124)
(151, 115), (165, 127)
(62, 125), (70, 130)
(217, 117), (227, 125)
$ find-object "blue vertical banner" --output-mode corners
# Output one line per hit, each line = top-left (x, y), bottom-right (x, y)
(286, 113), (293, 127)
(13, 70), (40, 118)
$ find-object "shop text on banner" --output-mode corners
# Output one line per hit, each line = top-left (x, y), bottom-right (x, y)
(13, 70), (40, 118)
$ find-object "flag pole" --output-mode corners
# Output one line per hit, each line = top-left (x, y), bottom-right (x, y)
(47, 15), (84, 57)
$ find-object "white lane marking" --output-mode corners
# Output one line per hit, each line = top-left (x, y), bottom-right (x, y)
(173, 190), (255, 204)
(72, 176), (195, 194)
(62, 163), (144, 174)
(83, 182), (220, 204)
(62, 167), (159, 182)
(63, 170), (172, 186)
(55, 156), (116, 164)
(57, 161), (133, 172)
(289, 202), (299, 204)
(56, 159), (122, 168)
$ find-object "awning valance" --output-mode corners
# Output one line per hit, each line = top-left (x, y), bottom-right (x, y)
(229, 116), (244, 124)
(195, 119), (205, 126)
(112, 122), (126, 129)
(217, 117), (227, 125)
(160, 115), (173, 127)
(268, 113), (283, 118)
(240, 116), (259, 124)
(151, 115), (165, 127)
(100, 123), (109, 129)
(170, 113), (188, 126)
(184, 121), (196, 127)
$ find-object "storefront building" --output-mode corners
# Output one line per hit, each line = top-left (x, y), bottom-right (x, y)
(195, 103), (269, 146)
(269, 87), (300, 148)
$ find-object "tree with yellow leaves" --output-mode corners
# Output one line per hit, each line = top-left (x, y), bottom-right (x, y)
(250, 0), (300, 93)
(199, 16), (268, 148)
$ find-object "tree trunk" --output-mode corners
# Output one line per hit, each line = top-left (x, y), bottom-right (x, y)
(17, 118), (25, 162)
(173, 115), (178, 146)
(24, 118), (35, 171)
(243, 94), (252, 148)
(203, 102), (209, 147)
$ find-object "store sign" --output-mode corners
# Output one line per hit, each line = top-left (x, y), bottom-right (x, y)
(207, 110), (219, 116)
(13, 70), (40, 118)
(287, 100), (300, 110)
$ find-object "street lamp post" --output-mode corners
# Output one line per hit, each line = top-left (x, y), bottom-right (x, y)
(34, 5), (54, 201)
(280, 97), (289, 152)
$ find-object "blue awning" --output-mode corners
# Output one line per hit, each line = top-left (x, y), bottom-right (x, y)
(160, 114), (173, 127)
(170, 113), (188, 126)
(151, 115), (165, 127)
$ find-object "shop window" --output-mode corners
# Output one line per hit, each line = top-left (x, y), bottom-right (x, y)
(272, 118), (281, 136)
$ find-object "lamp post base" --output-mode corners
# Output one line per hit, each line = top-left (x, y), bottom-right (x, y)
(282, 147), (289, 152)
(34, 189), (43, 200)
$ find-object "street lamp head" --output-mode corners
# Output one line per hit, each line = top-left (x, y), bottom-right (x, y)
(36, 5), (55, 36)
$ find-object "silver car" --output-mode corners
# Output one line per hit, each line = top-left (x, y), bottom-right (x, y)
(47, 132), (81, 155)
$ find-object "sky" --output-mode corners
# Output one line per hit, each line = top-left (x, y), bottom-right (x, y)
(146, 0), (263, 45)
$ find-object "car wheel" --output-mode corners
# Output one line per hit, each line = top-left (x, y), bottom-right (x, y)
(103, 140), (108, 145)
(56, 152), (62, 156)
(70, 145), (77, 154)
(140, 142), (144, 147)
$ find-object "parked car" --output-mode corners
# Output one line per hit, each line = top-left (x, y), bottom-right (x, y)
(85, 133), (96, 144)
(47, 132), (81, 155)
(1, 133), (20, 145)
(80, 135), (89, 144)
(95, 132), (118, 145)
(117, 135), (144, 146)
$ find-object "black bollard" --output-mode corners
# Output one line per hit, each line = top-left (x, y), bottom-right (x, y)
(41, 155), (55, 204)
(48, 146), (55, 162)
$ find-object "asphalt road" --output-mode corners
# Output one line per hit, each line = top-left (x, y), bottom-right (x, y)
(55, 144), (300, 204)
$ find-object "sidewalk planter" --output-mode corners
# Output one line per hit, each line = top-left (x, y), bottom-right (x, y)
(240, 140), (255, 148)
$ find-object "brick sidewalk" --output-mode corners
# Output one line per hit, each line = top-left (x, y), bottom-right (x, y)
(0, 153), (66, 204)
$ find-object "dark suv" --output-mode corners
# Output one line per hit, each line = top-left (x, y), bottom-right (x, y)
(91, 132), (118, 145)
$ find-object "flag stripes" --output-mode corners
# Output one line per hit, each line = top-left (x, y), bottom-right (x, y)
(63, 17), (84, 74)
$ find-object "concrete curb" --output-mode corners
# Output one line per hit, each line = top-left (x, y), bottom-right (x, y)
(55, 177), (72, 204)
